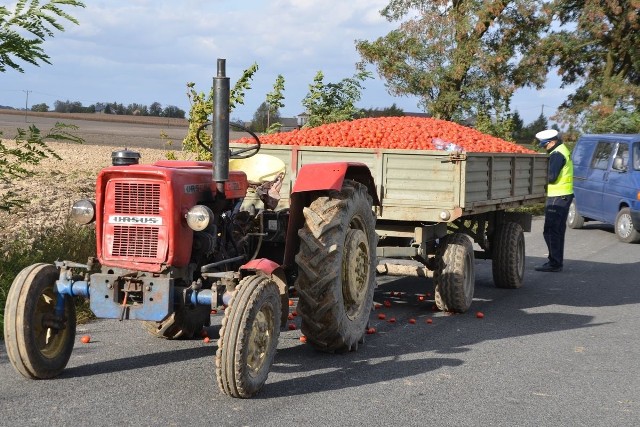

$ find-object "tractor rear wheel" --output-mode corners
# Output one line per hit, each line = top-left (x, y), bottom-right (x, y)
(4, 263), (76, 379)
(434, 233), (475, 313)
(295, 181), (377, 353)
(216, 275), (281, 398)
(143, 305), (211, 339)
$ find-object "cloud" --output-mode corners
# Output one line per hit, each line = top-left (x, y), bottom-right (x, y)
(1, 1), (566, 124)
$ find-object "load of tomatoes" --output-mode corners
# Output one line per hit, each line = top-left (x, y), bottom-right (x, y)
(234, 116), (535, 154)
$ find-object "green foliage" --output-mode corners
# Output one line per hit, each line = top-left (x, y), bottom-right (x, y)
(582, 110), (640, 134)
(0, 123), (83, 211)
(0, 0), (85, 73)
(31, 102), (49, 112)
(302, 70), (372, 127)
(356, 1), (548, 121)
(0, 220), (97, 335)
(265, 74), (285, 134)
(182, 63), (259, 160)
(533, 1), (640, 127)
(474, 108), (515, 141)
(360, 103), (405, 118)
(251, 101), (280, 133)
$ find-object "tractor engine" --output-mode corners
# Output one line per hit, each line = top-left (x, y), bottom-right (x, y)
(69, 149), (285, 327)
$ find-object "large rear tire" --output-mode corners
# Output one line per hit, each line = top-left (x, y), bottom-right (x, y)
(491, 222), (525, 289)
(295, 181), (377, 353)
(3, 263), (76, 379)
(434, 233), (475, 313)
(216, 275), (281, 398)
(615, 207), (640, 243)
(143, 305), (211, 339)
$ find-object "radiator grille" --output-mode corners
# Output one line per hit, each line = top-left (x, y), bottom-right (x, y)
(112, 226), (159, 258)
(114, 182), (160, 214)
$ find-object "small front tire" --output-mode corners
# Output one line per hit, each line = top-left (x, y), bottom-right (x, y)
(216, 275), (281, 398)
(3, 263), (76, 379)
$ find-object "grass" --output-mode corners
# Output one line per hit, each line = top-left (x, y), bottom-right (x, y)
(0, 220), (97, 338)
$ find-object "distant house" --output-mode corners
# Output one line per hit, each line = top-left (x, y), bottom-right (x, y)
(278, 117), (299, 132)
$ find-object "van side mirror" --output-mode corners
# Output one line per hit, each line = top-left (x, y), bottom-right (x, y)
(612, 156), (627, 172)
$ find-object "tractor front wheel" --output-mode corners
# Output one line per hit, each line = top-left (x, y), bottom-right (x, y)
(216, 275), (281, 398)
(3, 263), (76, 379)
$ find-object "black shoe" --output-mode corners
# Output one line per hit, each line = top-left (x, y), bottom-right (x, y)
(534, 263), (562, 272)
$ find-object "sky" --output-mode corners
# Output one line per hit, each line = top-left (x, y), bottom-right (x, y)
(1, 0), (573, 125)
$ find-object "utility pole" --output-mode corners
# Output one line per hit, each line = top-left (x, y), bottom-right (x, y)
(23, 89), (32, 122)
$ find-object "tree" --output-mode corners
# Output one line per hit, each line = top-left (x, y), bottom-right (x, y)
(0, 1), (85, 73)
(533, 1), (640, 127)
(583, 110), (640, 134)
(162, 105), (185, 119)
(360, 104), (405, 118)
(355, 1), (548, 125)
(265, 74), (285, 133)
(250, 102), (273, 133)
(181, 63), (259, 160)
(519, 113), (549, 147)
(149, 102), (163, 117)
(31, 103), (49, 112)
(0, 1), (84, 212)
(302, 70), (372, 127)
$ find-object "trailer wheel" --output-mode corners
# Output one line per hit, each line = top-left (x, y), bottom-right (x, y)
(615, 207), (640, 243)
(295, 181), (377, 353)
(142, 305), (211, 340)
(216, 275), (281, 398)
(567, 199), (585, 229)
(491, 222), (525, 289)
(434, 233), (475, 313)
(3, 263), (76, 379)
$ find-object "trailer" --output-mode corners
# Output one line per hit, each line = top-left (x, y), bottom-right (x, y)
(231, 143), (548, 313)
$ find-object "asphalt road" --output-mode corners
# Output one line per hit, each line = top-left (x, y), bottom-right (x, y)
(1, 218), (639, 426)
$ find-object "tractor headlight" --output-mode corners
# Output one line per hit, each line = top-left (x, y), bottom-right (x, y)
(186, 205), (215, 231)
(71, 200), (96, 224)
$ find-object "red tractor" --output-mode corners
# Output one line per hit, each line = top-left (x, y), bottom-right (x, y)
(3, 59), (379, 398)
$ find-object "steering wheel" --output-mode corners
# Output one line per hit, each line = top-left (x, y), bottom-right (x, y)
(195, 121), (261, 159)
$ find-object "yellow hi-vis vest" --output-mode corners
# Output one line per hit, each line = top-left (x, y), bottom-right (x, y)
(547, 144), (573, 197)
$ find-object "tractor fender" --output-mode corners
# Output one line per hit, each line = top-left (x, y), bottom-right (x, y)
(283, 162), (379, 268)
(292, 162), (379, 205)
(241, 259), (289, 325)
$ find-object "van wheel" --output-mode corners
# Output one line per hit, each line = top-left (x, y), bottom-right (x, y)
(567, 199), (584, 229)
(615, 207), (640, 243)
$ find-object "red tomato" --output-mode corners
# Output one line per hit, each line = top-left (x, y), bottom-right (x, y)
(378, 313), (386, 320)
(80, 335), (91, 344)
(476, 311), (485, 319)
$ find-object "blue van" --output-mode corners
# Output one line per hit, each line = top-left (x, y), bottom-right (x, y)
(568, 133), (640, 243)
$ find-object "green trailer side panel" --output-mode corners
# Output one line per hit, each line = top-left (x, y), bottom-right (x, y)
(231, 143), (547, 221)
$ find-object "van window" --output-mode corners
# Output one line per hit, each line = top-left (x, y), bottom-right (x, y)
(634, 143), (640, 170)
(591, 142), (614, 170)
(612, 143), (629, 171)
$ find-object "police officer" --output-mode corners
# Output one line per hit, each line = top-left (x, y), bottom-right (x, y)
(535, 129), (574, 272)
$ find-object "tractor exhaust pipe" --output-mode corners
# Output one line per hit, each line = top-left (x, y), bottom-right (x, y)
(212, 58), (230, 189)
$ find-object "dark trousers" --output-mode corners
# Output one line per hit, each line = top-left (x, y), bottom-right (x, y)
(543, 194), (574, 267)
